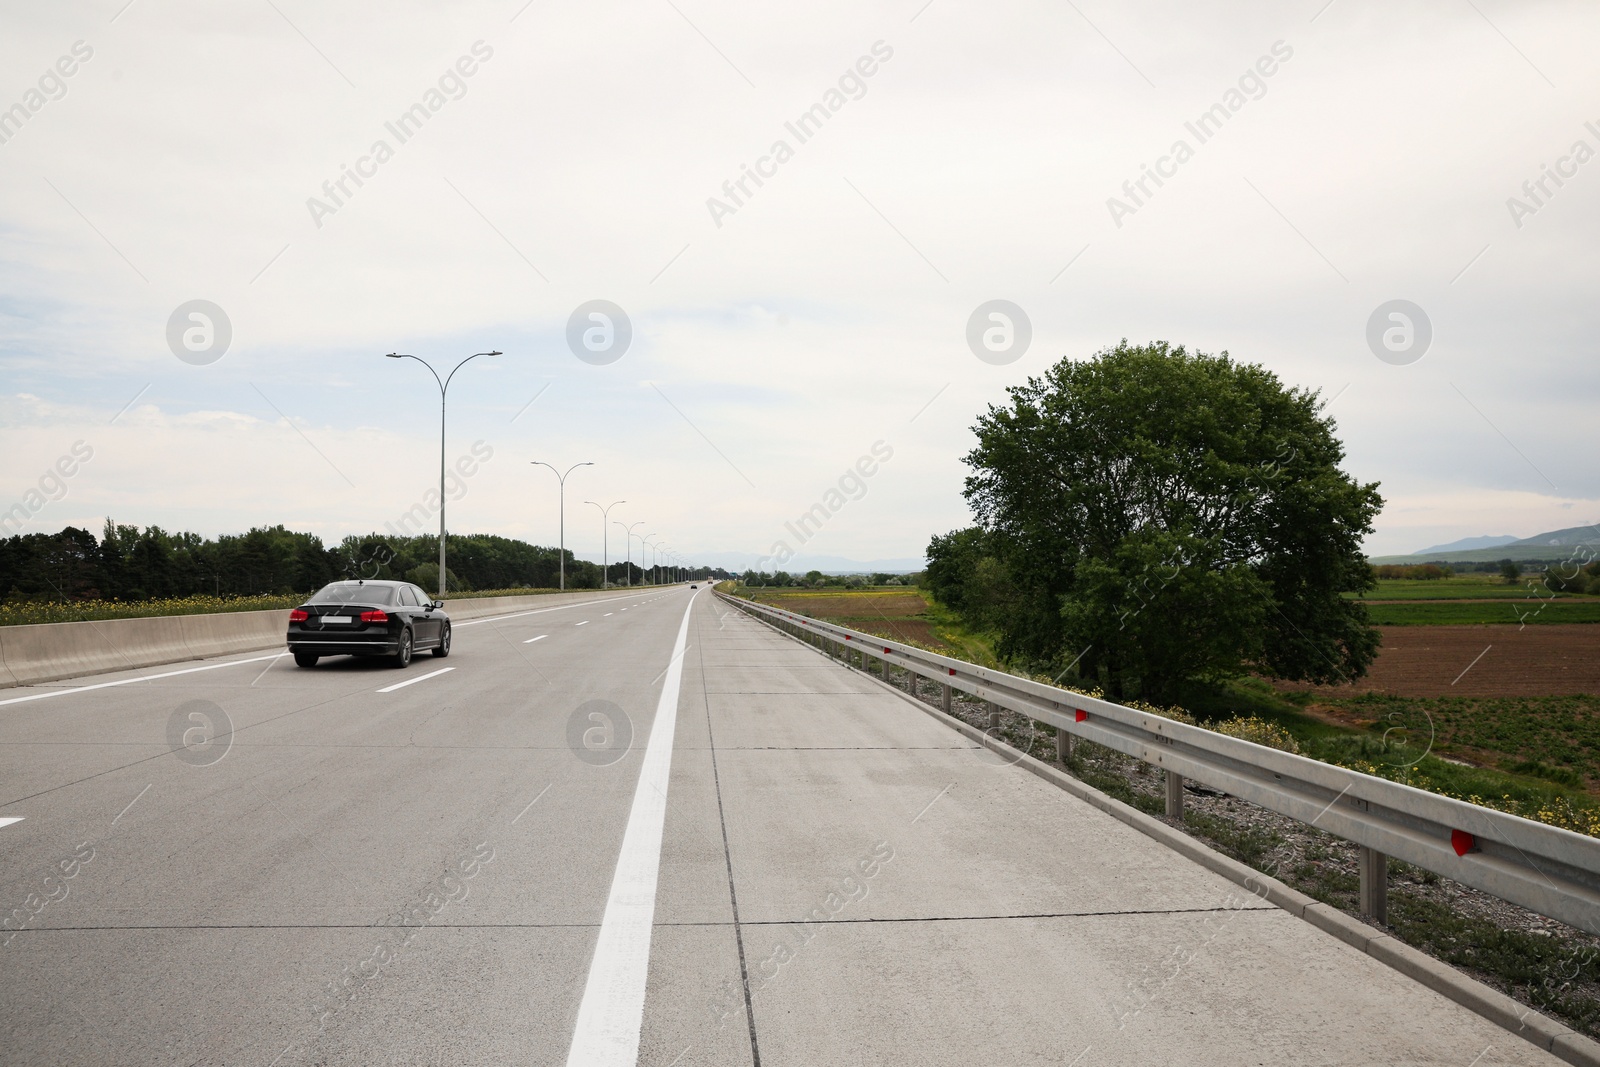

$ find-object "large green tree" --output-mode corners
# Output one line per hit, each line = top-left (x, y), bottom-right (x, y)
(951, 340), (1382, 699)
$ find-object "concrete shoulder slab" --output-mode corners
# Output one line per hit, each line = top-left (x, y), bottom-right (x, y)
(748, 615), (1600, 1067)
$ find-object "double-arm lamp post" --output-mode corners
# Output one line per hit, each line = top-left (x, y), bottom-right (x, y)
(643, 535), (660, 586)
(385, 350), (501, 600)
(585, 499), (625, 588)
(531, 461), (592, 590)
(614, 520), (644, 587)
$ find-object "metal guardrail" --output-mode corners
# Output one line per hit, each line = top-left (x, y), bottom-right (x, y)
(720, 591), (1600, 937)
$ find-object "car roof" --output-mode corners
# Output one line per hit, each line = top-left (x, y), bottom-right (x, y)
(324, 579), (405, 586)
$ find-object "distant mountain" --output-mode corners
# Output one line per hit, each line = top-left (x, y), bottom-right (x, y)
(1506, 524), (1600, 548)
(1411, 534), (1518, 555)
(1369, 522), (1600, 565)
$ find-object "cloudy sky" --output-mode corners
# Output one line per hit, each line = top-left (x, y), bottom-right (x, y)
(2, 0), (1596, 568)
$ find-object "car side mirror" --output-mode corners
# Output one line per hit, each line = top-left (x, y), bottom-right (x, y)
(431, 600), (443, 610)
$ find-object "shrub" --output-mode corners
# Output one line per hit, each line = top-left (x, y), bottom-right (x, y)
(1214, 716), (1302, 754)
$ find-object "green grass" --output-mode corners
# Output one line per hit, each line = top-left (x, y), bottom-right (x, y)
(1318, 693), (1600, 787)
(1338, 575), (1599, 623)
(1353, 576), (1579, 600)
(1385, 890), (1600, 1034)
(1361, 599), (1600, 625)
(1184, 679), (1600, 833)
(916, 595), (1005, 667)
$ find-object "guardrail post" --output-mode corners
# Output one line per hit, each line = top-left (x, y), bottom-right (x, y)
(941, 683), (952, 714)
(1056, 728), (1072, 762)
(880, 656), (890, 682)
(1165, 770), (1184, 818)
(987, 701), (1000, 730)
(1359, 846), (1388, 924)
(906, 668), (917, 695)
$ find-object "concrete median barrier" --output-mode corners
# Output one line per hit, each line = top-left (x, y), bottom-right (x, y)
(0, 629), (18, 688)
(178, 609), (288, 661)
(0, 615), (199, 687)
(0, 586), (662, 689)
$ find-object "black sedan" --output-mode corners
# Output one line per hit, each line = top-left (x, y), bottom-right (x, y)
(286, 580), (451, 668)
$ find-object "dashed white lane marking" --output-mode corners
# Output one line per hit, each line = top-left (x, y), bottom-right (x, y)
(604, 613), (614, 617)
(0, 817), (23, 829)
(524, 635), (548, 644)
(511, 783), (552, 825)
(575, 620), (589, 627)
(375, 667), (455, 693)
(0, 652), (285, 709)
(564, 590), (699, 1067)
(454, 593), (639, 628)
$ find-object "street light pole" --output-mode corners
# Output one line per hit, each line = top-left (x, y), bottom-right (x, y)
(585, 500), (625, 588)
(531, 461), (593, 590)
(643, 535), (659, 586)
(614, 520), (644, 587)
(386, 350), (501, 600)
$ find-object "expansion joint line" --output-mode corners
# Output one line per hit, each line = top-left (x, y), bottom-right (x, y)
(703, 614), (764, 1066)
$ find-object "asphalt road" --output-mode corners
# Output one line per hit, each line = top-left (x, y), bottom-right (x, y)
(0, 587), (1563, 1065)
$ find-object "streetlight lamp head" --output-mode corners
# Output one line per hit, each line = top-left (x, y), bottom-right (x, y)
(385, 352), (405, 358)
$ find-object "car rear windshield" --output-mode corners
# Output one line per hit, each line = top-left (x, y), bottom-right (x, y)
(310, 583), (396, 606)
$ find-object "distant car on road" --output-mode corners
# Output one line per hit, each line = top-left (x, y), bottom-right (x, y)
(690, 583), (698, 589)
(286, 580), (450, 668)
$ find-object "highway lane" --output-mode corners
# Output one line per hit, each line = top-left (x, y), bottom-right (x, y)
(0, 586), (1570, 1065)
(0, 587), (690, 1065)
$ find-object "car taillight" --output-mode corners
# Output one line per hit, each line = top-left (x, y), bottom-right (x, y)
(360, 609), (389, 623)
(289, 609), (309, 622)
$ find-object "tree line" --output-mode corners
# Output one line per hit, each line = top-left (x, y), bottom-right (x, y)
(741, 570), (915, 588)
(0, 521), (728, 603)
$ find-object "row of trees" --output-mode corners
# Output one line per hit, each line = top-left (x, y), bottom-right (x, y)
(926, 341), (1383, 702)
(1371, 563), (1454, 580)
(741, 571), (914, 588)
(0, 521), (729, 603)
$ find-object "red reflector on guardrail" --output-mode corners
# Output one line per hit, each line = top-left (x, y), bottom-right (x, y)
(844, 635), (851, 640)
(883, 647), (891, 654)
(1075, 709), (1087, 723)
(948, 668), (956, 676)
(1452, 829), (1477, 856)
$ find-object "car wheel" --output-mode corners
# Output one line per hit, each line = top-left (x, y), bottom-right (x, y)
(293, 650), (319, 668)
(432, 623), (451, 658)
(392, 628), (413, 668)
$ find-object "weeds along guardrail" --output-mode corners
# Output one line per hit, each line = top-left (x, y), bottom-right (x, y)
(717, 591), (1600, 937)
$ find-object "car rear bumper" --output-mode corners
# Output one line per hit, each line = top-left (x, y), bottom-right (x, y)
(286, 635), (399, 655)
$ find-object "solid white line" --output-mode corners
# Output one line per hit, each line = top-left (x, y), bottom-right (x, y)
(575, 621), (589, 627)
(0, 817), (23, 829)
(0, 652), (286, 708)
(565, 590), (698, 1067)
(375, 667), (454, 693)
(524, 635), (548, 644)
